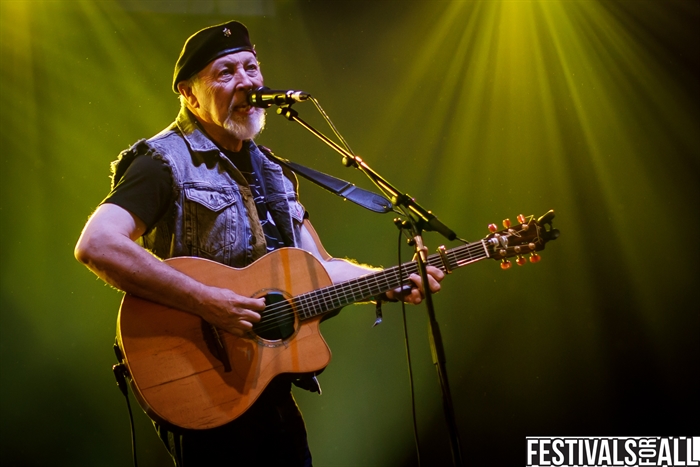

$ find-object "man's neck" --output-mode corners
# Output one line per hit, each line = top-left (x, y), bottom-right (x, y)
(196, 118), (244, 152)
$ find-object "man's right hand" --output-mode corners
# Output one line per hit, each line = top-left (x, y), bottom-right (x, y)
(198, 287), (265, 337)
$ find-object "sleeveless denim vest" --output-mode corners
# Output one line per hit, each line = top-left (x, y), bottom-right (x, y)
(111, 107), (305, 267)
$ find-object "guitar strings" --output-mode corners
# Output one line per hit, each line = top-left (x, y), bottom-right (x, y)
(252, 241), (487, 334)
(252, 261), (421, 334)
(252, 242), (488, 333)
(252, 226), (538, 334)
(250, 241), (490, 335)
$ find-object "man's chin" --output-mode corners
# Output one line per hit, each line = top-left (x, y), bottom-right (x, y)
(224, 110), (266, 141)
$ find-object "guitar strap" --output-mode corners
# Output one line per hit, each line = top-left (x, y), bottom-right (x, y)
(258, 146), (393, 214)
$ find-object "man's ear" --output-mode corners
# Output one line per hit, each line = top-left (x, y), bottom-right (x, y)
(177, 81), (199, 109)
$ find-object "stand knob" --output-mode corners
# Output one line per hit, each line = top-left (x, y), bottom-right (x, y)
(517, 214), (527, 224)
(503, 218), (511, 228)
(500, 259), (512, 270)
(529, 253), (541, 263)
(488, 224), (498, 233)
(516, 256), (527, 266)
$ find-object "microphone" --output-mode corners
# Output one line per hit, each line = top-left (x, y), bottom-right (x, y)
(247, 86), (310, 108)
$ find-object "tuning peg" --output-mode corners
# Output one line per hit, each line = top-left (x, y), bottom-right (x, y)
(517, 214), (526, 224)
(516, 256), (527, 266)
(529, 253), (541, 263)
(503, 218), (511, 229)
(500, 259), (512, 270)
(488, 224), (498, 233)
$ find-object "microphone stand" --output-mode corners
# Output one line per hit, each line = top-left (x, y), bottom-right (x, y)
(276, 104), (464, 467)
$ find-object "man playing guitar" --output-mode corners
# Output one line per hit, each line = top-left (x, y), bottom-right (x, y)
(75, 20), (443, 466)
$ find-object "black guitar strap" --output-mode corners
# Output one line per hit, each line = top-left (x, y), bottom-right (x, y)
(259, 146), (393, 214)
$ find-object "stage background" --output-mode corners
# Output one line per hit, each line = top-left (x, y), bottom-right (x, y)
(1, 1), (698, 465)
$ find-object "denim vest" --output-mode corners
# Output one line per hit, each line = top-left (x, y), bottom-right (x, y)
(111, 107), (305, 267)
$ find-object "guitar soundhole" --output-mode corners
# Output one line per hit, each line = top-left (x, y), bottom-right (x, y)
(253, 292), (296, 341)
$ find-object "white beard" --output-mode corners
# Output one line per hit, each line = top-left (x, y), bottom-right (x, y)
(223, 107), (266, 141)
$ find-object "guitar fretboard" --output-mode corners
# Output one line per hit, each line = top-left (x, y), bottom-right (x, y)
(293, 240), (490, 320)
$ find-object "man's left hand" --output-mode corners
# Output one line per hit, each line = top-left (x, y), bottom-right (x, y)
(383, 265), (445, 305)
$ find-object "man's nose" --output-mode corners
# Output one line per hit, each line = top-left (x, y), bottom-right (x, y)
(235, 68), (254, 90)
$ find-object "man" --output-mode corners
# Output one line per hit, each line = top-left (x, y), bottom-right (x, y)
(75, 20), (444, 466)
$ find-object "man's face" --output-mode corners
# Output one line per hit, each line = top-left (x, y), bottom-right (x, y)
(191, 51), (266, 141)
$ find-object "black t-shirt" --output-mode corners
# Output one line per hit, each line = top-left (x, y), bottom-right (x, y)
(103, 155), (174, 230)
(103, 147), (286, 250)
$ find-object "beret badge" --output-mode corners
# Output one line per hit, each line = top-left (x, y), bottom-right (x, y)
(223, 28), (232, 37)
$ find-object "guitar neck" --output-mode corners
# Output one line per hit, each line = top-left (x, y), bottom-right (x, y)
(295, 240), (490, 320)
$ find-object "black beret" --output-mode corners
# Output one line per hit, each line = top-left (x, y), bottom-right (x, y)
(172, 20), (256, 93)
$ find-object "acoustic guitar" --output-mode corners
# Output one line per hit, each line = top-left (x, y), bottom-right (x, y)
(116, 211), (559, 429)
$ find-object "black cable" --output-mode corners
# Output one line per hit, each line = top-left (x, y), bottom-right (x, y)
(311, 97), (355, 156)
(113, 363), (138, 467)
(397, 228), (422, 467)
(125, 390), (138, 467)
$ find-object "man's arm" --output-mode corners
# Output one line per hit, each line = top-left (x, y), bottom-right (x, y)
(299, 220), (444, 304)
(74, 203), (263, 335)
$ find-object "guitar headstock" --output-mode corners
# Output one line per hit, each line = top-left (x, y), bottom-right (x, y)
(485, 210), (560, 269)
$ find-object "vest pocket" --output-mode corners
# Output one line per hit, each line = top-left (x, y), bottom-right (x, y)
(183, 184), (239, 259)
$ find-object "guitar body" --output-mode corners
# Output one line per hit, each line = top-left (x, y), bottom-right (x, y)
(117, 248), (334, 430)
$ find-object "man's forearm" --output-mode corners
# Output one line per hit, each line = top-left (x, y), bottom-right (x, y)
(76, 229), (208, 315)
(74, 203), (263, 335)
